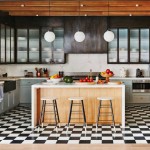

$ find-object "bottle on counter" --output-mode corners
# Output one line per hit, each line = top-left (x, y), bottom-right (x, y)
(24, 70), (28, 77)
(95, 73), (99, 83)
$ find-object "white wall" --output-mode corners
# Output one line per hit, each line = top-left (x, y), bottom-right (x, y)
(0, 54), (149, 77)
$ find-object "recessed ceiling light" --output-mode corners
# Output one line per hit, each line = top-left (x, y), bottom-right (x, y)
(80, 4), (84, 7)
(135, 4), (139, 7)
(36, 14), (39, 16)
(21, 4), (25, 7)
(84, 14), (87, 16)
(129, 13), (132, 16)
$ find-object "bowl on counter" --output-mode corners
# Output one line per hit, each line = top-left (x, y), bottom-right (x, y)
(30, 48), (38, 51)
(56, 49), (63, 52)
(20, 58), (27, 62)
(48, 78), (62, 83)
(43, 47), (51, 51)
(57, 59), (63, 63)
(45, 58), (51, 63)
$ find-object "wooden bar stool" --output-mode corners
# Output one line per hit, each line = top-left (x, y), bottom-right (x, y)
(67, 97), (86, 133)
(96, 97), (115, 132)
(38, 97), (60, 132)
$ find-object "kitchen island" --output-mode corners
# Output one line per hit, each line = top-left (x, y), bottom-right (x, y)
(31, 82), (125, 128)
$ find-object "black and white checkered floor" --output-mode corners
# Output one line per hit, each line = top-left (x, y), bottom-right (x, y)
(0, 104), (150, 144)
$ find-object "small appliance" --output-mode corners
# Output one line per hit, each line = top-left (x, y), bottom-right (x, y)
(136, 68), (144, 77)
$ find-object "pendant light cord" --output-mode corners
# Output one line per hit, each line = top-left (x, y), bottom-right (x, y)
(78, 0), (80, 31)
(107, 0), (110, 30)
(49, 0), (50, 17)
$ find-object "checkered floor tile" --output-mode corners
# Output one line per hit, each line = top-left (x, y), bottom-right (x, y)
(0, 104), (150, 144)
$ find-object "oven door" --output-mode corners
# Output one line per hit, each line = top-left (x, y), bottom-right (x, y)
(132, 80), (150, 92)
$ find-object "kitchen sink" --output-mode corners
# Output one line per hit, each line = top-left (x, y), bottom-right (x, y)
(4, 81), (16, 93)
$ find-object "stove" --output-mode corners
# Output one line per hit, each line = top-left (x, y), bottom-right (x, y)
(64, 72), (105, 80)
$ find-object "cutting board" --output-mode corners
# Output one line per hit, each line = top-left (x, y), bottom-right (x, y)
(75, 81), (96, 85)
(107, 81), (122, 85)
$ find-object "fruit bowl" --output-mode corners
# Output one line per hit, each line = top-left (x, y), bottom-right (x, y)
(50, 78), (62, 83)
(100, 69), (114, 82)
(100, 73), (114, 78)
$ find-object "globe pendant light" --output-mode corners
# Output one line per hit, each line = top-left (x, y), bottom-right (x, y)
(104, 30), (114, 42)
(74, 31), (85, 42)
(44, 0), (55, 42)
(74, 1), (85, 42)
(104, 0), (114, 42)
(44, 31), (55, 42)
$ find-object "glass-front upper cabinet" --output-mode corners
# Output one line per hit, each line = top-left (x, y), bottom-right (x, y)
(108, 29), (117, 63)
(0, 24), (15, 64)
(41, 27), (65, 64)
(10, 28), (15, 63)
(130, 29), (139, 63)
(53, 28), (65, 63)
(0, 24), (5, 63)
(29, 29), (39, 63)
(119, 29), (128, 63)
(41, 28), (53, 64)
(17, 29), (28, 63)
(140, 29), (149, 63)
(108, 28), (150, 64)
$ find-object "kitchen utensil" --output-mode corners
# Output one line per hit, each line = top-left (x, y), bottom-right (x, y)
(35, 68), (42, 77)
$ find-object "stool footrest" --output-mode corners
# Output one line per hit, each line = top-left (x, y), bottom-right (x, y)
(70, 118), (84, 120)
(71, 112), (83, 114)
(100, 107), (111, 109)
(72, 104), (82, 106)
(44, 104), (55, 106)
(100, 112), (112, 116)
(98, 120), (113, 122)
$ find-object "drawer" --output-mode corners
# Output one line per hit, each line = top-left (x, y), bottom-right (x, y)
(20, 79), (46, 86)
(20, 79), (38, 86)
(132, 95), (150, 103)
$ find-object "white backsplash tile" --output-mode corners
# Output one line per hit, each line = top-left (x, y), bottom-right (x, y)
(0, 54), (149, 77)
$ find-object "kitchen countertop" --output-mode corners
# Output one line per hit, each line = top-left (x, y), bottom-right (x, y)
(0, 81), (4, 84)
(32, 82), (125, 88)
(0, 77), (47, 81)
(0, 76), (150, 81)
(110, 77), (150, 80)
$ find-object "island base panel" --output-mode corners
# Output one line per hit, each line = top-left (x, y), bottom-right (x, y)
(37, 88), (122, 124)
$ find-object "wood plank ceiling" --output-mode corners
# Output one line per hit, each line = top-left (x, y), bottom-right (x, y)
(0, 0), (150, 16)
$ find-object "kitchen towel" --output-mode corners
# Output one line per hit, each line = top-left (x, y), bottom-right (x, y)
(0, 85), (4, 103)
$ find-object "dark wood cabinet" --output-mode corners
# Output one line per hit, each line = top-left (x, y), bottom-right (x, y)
(64, 17), (107, 53)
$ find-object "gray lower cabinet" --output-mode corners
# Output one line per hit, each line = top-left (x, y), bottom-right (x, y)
(19, 79), (46, 104)
(132, 93), (150, 103)
(0, 80), (20, 115)
(14, 80), (20, 106)
(0, 91), (15, 114)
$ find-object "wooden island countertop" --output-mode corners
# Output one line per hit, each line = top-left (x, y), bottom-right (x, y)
(31, 82), (125, 128)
